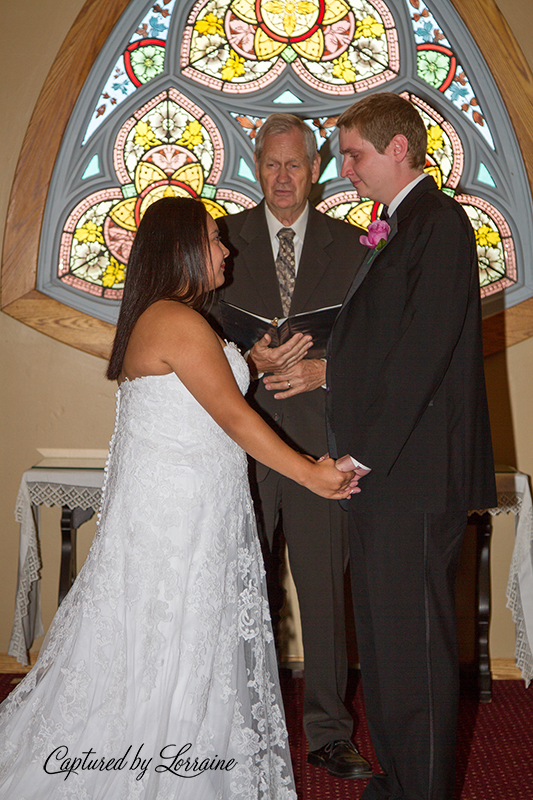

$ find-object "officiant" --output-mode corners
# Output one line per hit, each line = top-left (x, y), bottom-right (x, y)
(213, 114), (369, 778)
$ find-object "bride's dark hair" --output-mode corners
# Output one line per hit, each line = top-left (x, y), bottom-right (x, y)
(107, 196), (211, 381)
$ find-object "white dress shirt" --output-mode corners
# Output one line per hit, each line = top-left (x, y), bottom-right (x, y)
(264, 202), (310, 275)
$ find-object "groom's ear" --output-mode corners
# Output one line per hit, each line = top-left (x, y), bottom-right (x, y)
(389, 134), (409, 163)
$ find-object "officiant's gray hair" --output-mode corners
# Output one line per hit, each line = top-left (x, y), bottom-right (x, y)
(254, 114), (317, 167)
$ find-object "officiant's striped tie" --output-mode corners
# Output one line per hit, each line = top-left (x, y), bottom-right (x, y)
(276, 227), (296, 316)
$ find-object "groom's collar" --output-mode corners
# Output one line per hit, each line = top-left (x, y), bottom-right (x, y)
(387, 172), (428, 218)
(389, 175), (438, 229)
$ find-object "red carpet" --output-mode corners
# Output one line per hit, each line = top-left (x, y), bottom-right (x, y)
(1, 671), (532, 797)
(278, 670), (533, 799)
(0, 673), (25, 698)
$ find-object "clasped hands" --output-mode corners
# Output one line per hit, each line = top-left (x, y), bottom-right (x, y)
(247, 333), (367, 494)
(316, 453), (371, 495)
(247, 332), (324, 399)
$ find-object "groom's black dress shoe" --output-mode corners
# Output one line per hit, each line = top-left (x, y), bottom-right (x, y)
(307, 739), (373, 779)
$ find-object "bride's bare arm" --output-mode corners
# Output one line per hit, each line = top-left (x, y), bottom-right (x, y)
(124, 301), (355, 500)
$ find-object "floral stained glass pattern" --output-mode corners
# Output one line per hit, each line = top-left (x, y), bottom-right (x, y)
(405, 0), (494, 148)
(294, 0), (399, 93)
(61, 89), (252, 298)
(83, 0), (178, 144)
(125, 39), (166, 85)
(231, 112), (338, 150)
(231, 113), (266, 142)
(181, 0), (399, 94)
(458, 199), (516, 296)
(39, 0), (530, 326)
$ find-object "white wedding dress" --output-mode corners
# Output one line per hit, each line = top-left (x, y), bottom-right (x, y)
(0, 343), (296, 799)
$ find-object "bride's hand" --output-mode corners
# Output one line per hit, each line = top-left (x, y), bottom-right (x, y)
(304, 457), (360, 499)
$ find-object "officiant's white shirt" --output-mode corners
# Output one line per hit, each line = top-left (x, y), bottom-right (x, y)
(265, 202), (310, 274)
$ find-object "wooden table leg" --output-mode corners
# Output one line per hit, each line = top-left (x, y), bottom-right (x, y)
(58, 506), (95, 605)
(472, 511), (493, 702)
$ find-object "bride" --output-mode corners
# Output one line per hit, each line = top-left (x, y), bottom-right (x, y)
(0, 197), (356, 799)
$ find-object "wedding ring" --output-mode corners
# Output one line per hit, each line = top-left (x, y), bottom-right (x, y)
(287, 381), (292, 389)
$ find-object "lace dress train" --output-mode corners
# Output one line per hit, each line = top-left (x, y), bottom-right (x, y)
(0, 344), (296, 799)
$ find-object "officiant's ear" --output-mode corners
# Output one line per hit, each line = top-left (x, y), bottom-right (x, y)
(311, 152), (321, 184)
(389, 134), (409, 163)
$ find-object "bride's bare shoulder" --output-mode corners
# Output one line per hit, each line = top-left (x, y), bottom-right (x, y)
(122, 300), (220, 381)
(135, 299), (209, 337)
(146, 300), (227, 345)
(140, 298), (197, 323)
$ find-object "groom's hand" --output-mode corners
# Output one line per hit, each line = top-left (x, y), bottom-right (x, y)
(247, 332), (312, 377)
(263, 358), (326, 399)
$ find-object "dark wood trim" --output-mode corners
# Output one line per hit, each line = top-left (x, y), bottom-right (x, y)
(1, 0), (130, 359)
(1, 291), (115, 358)
(483, 296), (533, 357)
(2, 0), (533, 359)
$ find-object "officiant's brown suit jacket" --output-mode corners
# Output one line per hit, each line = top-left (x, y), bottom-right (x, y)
(213, 199), (365, 750)
(215, 200), (366, 491)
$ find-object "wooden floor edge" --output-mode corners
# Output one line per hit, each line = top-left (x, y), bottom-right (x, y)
(490, 657), (524, 680)
(0, 653), (526, 679)
(0, 653), (38, 673)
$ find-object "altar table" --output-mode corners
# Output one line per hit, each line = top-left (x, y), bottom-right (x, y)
(8, 466), (533, 689)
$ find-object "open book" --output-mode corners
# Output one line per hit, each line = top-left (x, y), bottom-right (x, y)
(219, 301), (341, 358)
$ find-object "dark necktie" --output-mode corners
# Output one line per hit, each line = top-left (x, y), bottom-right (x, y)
(380, 205), (389, 221)
(276, 227), (296, 317)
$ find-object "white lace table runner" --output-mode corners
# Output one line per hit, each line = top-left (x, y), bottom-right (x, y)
(489, 472), (533, 686)
(21, 482), (103, 513)
(8, 469), (104, 665)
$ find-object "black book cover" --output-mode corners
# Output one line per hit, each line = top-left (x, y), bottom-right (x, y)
(219, 301), (341, 358)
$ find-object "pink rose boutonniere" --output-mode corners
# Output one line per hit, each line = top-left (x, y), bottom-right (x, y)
(359, 220), (391, 250)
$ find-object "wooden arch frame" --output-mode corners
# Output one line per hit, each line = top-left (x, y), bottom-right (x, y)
(2, 0), (533, 358)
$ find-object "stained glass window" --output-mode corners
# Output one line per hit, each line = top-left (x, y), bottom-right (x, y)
(37, 0), (533, 324)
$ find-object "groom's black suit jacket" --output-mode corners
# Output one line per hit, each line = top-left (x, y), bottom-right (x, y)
(327, 175), (496, 513)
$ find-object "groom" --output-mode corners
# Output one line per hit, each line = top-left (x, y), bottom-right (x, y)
(326, 93), (497, 799)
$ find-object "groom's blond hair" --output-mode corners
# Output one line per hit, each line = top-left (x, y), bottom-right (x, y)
(337, 93), (427, 171)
